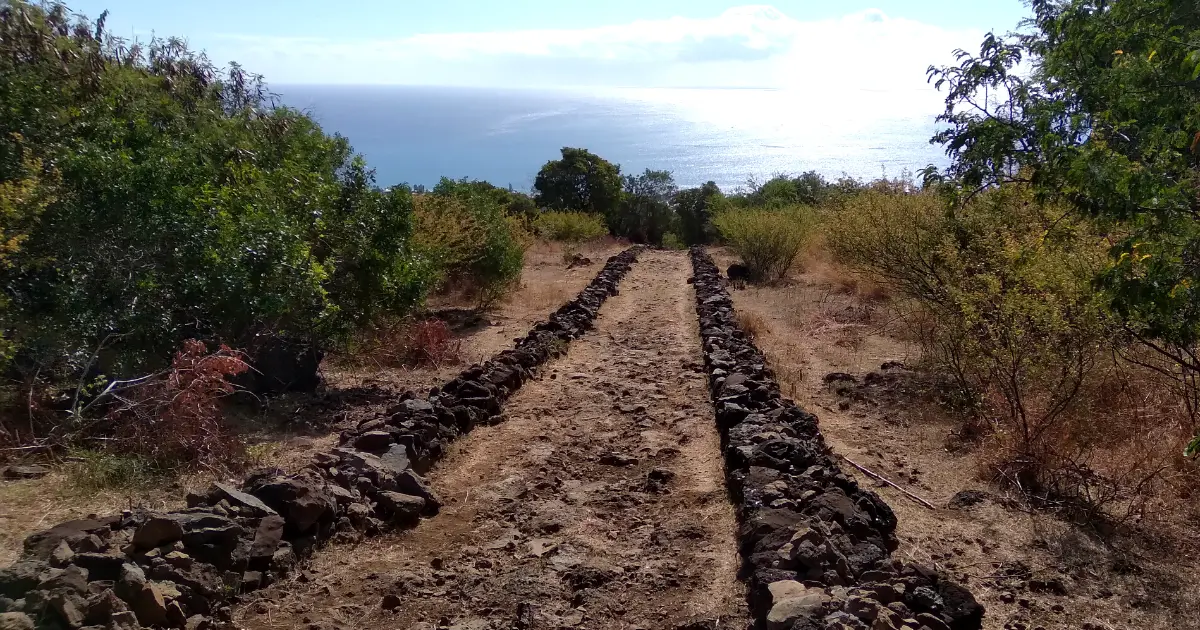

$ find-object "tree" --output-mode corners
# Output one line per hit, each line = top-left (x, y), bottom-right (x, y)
(673, 181), (723, 245)
(612, 169), (677, 245)
(533, 148), (622, 217)
(926, 0), (1200, 451)
(0, 0), (433, 385)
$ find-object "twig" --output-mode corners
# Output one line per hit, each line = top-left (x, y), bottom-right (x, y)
(840, 455), (937, 510)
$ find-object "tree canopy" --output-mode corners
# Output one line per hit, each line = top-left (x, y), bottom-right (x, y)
(612, 169), (678, 246)
(532, 148), (622, 216)
(0, 0), (432, 380)
(928, 0), (1200, 350)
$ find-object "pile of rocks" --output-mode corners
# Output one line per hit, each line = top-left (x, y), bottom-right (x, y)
(0, 248), (642, 630)
(688, 247), (983, 630)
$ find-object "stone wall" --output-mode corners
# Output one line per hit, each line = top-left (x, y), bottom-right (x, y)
(0, 247), (643, 630)
(688, 247), (984, 630)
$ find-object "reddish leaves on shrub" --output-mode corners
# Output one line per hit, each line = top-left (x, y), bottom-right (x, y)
(400, 319), (462, 367)
(106, 340), (249, 470)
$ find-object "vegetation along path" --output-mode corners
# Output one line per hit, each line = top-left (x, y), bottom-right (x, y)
(234, 250), (749, 630)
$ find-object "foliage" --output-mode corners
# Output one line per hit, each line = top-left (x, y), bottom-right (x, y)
(64, 450), (161, 491)
(100, 340), (249, 471)
(611, 169), (678, 245)
(673, 181), (723, 245)
(829, 187), (1117, 493)
(661, 232), (686, 250)
(731, 172), (864, 209)
(534, 211), (608, 243)
(712, 206), (815, 282)
(399, 319), (461, 367)
(0, 0), (433, 383)
(0, 135), (55, 365)
(415, 185), (525, 307)
(533, 147), (623, 217)
(432, 176), (536, 219)
(926, 0), (1200, 450)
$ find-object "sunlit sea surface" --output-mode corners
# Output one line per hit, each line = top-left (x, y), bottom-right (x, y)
(278, 85), (949, 191)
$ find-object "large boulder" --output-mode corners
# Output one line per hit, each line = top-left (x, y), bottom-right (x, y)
(246, 473), (335, 534)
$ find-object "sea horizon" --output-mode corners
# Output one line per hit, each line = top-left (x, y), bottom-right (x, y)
(276, 84), (951, 192)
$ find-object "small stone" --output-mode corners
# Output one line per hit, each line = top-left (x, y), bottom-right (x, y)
(598, 452), (638, 466)
(766, 580), (809, 604)
(527, 539), (558, 558)
(353, 431), (394, 453)
(47, 589), (87, 627)
(915, 612), (951, 630)
(380, 593), (402, 610)
(846, 596), (881, 622)
(377, 492), (425, 525)
(0, 612), (34, 630)
(84, 589), (128, 625)
(109, 610), (140, 630)
(766, 591), (830, 630)
(185, 615), (213, 630)
(947, 490), (989, 509)
(163, 551), (193, 569)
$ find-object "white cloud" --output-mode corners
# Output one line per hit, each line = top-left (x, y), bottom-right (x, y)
(205, 4), (983, 97)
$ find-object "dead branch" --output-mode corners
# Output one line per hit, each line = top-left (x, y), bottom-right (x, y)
(840, 454), (937, 510)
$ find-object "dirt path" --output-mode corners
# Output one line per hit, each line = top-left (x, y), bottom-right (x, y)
(235, 250), (748, 630)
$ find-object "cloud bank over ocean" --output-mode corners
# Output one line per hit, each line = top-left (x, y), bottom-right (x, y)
(209, 5), (984, 95)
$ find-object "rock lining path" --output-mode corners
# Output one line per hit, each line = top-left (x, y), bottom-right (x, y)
(235, 250), (749, 630)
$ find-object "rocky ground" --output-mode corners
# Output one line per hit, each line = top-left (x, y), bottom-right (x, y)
(5, 245), (1197, 630)
(0, 241), (625, 568)
(232, 251), (748, 630)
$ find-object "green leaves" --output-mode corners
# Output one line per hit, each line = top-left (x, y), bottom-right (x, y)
(0, 0), (434, 380)
(533, 148), (622, 217)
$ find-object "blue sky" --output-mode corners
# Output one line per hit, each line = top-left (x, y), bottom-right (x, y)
(62, 1), (1031, 89)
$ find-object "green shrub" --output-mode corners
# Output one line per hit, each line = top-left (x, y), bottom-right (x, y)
(661, 232), (686, 250)
(712, 206), (816, 282)
(0, 1), (435, 382)
(414, 190), (525, 307)
(828, 186), (1113, 492)
(534, 211), (608, 243)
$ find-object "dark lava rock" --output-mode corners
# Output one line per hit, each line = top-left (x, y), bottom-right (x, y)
(132, 516), (185, 549)
(208, 482), (278, 517)
(947, 490), (989, 510)
(2, 465), (49, 480)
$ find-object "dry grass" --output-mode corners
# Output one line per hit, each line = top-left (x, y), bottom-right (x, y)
(735, 310), (771, 341)
(717, 242), (1200, 630)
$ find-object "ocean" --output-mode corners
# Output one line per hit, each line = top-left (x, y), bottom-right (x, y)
(277, 85), (950, 193)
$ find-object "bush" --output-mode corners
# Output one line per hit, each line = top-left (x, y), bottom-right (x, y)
(93, 340), (249, 472)
(661, 232), (687, 250)
(829, 186), (1130, 498)
(712, 206), (816, 282)
(534, 211), (608, 243)
(0, 2), (434, 384)
(413, 190), (525, 307)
